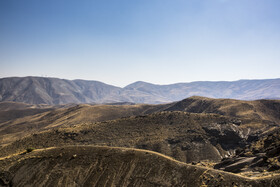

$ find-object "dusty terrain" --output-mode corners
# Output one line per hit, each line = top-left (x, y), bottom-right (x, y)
(0, 103), (172, 146)
(0, 111), (248, 162)
(166, 96), (280, 125)
(0, 96), (280, 186)
(1, 146), (280, 187)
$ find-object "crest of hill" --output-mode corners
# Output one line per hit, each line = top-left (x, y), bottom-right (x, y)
(165, 96), (280, 125)
(1, 146), (279, 186)
(0, 103), (171, 146)
(1, 76), (280, 104)
(0, 101), (55, 124)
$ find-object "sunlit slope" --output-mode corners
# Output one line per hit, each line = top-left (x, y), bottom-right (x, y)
(2, 96), (279, 147)
(166, 96), (280, 125)
(0, 103), (170, 146)
(1, 97), (279, 163)
(1, 146), (279, 186)
(0, 111), (263, 163)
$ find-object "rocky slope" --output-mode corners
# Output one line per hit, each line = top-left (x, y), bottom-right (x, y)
(0, 111), (267, 163)
(1, 146), (280, 187)
(214, 129), (280, 177)
(1, 77), (280, 104)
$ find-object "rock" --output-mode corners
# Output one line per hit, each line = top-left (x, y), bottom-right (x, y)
(71, 154), (77, 159)
(0, 171), (13, 186)
(267, 147), (280, 157)
(268, 164), (280, 171)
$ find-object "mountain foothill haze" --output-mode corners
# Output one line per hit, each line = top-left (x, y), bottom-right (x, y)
(0, 76), (280, 105)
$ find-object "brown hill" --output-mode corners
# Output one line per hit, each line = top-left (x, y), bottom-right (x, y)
(0, 111), (264, 163)
(2, 96), (280, 147)
(166, 96), (280, 126)
(0, 103), (171, 146)
(1, 146), (280, 186)
(1, 97), (280, 161)
(0, 97), (280, 185)
(0, 101), (55, 123)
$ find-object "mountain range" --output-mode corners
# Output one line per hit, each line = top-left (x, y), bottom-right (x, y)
(0, 76), (280, 104)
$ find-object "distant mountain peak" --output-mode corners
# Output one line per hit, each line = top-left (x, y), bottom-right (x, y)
(124, 81), (156, 88)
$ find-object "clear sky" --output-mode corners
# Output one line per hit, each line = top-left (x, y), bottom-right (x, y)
(0, 0), (279, 87)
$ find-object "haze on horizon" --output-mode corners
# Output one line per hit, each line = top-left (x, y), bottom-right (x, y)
(0, 0), (280, 87)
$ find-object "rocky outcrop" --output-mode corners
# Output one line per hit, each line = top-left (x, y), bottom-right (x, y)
(202, 123), (247, 150)
(214, 129), (280, 176)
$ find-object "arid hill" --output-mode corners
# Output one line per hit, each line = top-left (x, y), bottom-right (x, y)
(166, 96), (280, 126)
(0, 111), (270, 163)
(0, 97), (280, 186)
(0, 103), (172, 146)
(0, 101), (55, 123)
(2, 96), (280, 147)
(1, 146), (280, 187)
(1, 97), (279, 161)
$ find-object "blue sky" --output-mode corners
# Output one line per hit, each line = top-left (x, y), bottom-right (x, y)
(0, 0), (280, 87)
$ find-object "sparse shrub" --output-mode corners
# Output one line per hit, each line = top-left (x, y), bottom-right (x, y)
(26, 147), (35, 153)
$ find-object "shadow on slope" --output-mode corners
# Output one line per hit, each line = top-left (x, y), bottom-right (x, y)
(214, 129), (280, 177)
(0, 101), (55, 123)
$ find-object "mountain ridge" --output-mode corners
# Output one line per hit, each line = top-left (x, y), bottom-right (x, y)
(1, 76), (280, 104)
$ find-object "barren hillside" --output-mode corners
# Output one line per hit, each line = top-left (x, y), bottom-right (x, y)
(1, 146), (279, 186)
(0, 111), (270, 163)
(0, 97), (280, 186)
(0, 103), (171, 146)
(166, 96), (280, 125)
